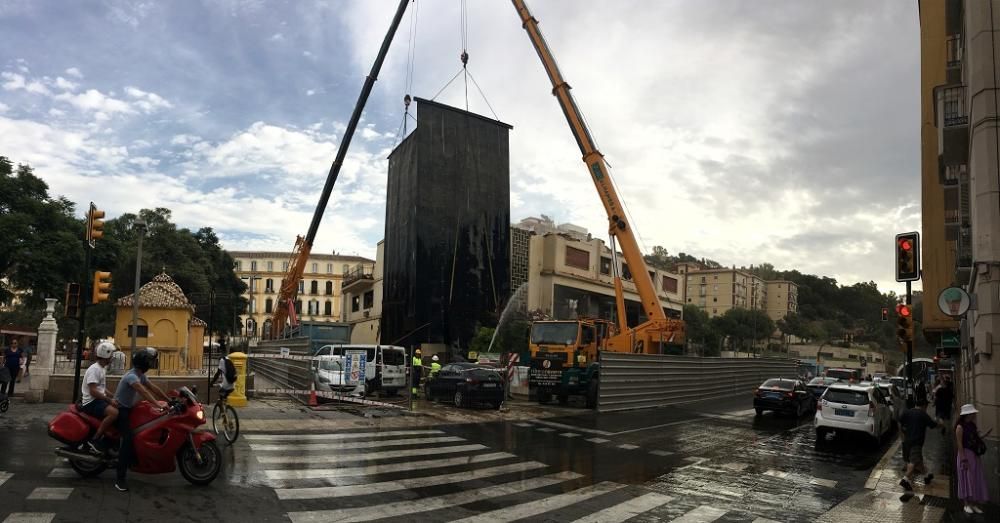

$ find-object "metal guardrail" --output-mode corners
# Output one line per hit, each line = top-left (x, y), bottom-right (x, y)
(598, 353), (798, 412)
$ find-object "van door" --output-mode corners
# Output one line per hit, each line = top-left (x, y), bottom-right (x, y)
(380, 347), (406, 392)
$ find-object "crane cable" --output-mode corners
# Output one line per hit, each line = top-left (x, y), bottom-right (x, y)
(395, 0), (420, 144)
(461, 0), (469, 111)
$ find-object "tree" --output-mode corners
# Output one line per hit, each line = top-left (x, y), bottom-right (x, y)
(468, 326), (496, 356)
(683, 305), (719, 354)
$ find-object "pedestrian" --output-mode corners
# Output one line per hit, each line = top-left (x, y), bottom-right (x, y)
(933, 375), (954, 425)
(915, 379), (927, 404)
(430, 355), (441, 377)
(18, 341), (33, 382)
(955, 404), (988, 514)
(898, 398), (938, 491)
(1, 339), (23, 397)
(411, 348), (423, 398)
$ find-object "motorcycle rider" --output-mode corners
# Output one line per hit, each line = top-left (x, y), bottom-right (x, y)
(81, 340), (119, 455)
(112, 347), (171, 492)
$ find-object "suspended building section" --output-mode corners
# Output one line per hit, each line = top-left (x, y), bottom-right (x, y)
(382, 98), (512, 352)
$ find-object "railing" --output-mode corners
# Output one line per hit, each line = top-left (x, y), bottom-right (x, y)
(342, 265), (374, 289)
(939, 86), (968, 127)
(947, 34), (962, 68)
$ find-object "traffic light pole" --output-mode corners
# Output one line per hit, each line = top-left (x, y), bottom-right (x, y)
(72, 245), (92, 404)
(905, 280), (914, 402)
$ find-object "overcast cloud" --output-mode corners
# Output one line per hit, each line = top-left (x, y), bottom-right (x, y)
(0, 0), (919, 291)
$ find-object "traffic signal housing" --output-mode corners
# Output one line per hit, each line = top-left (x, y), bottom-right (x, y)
(896, 303), (914, 349)
(881, 307), (889, 322)
(86, 202), (105, 247)
(92, 271), (112, 304)
(895, 232), (920, 282)
(64, 283), (81, 318)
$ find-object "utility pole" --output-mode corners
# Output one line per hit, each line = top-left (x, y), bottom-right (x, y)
(905, 280), (913, 400)
(129, 219), (147, 353)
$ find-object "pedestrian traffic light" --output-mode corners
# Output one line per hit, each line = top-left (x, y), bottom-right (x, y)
(64, 282), (81, 318)
(896, 304), (914, 348)
(86, 202), (105, 247)
(92, 271), (112, 304)
(894, 232), (920, 282)
(881, 307), (889, 322)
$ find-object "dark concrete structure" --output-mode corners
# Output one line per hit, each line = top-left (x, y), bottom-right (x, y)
(382, 98), (512, 352)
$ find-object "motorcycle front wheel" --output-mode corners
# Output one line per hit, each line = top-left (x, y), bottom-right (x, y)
(177, 440), (221, 485)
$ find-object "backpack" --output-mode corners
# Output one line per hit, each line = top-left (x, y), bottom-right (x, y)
(223, 357), (237, 384)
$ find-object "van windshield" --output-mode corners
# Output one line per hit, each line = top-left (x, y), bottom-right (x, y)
(530, 322), (579, 345)
(319, 359), (342, 372)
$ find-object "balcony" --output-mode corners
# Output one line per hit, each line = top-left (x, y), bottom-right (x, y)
(341, 265), (374, 292)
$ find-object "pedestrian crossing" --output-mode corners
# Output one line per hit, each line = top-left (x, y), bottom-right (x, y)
(249, 427), (809, 523)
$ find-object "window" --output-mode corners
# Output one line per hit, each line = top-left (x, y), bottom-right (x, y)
(325, 281), (333, 295)
(248, 299), (256, 313)
(127, 325), (149, 338)
(327, 263), (333, 274)
(298, 280), (304, 294)
(343, 264), (350, 275)
(712, 308), (717, 314)
(363, 290), (374, 309)
(234, 260), (242, 271)
(622, 263), (632, 280)
(311, 262), (318, 274)
(352, 295), (360, 312)
(713, 297), (717, 302)
(600, 257), (612, 275)
(295, 300), (303, 314)
(282, 261), (289, 271)
(662, 276), (678, 293)
(713, 275), (718, 280)
(265, 278), (274, 292)
(324, 300), (332, 316)
(267, 261), (273, 271)
(565, 246), (589, 270)
(713, 284), (718, 292)
(265, 298), (273, 313)
(648, 271), (656, 284)
(310, 280), (318, 294)
(250, 260), (257, 271)
(246, 319), (256, 337)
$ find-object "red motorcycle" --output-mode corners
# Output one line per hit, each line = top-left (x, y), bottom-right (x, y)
(47, 386), (222, 485)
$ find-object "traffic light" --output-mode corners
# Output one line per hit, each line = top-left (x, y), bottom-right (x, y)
(92, 271), (112, 304)
(64, 283), (81, 318)
(86, 202), (105, 247)
(896, 303), (914, 349)
(881, 307), (889, 322)
(895, 232), (920, 282)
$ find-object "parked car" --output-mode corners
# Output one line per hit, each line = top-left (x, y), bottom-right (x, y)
(425, 362), (505, 409)
(806, 377), (840, 400)
(311, 355), (357, 394)
(815, 383), (893, 444)
(824, 367), (862, 382)
(875, 381), (906, 420)
(753, 378), (815, 417)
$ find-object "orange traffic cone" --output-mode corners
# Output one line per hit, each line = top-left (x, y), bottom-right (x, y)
(308, 382), (318, 407)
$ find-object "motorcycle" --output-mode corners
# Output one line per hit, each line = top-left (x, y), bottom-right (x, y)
(47, 386), (222, 485)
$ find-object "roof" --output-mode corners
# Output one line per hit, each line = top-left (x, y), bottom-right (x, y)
(189, 317), (207, 327)
(116, 272), (195, 311)
(413, 97), (514, 130)
(227, 251), (374, 264)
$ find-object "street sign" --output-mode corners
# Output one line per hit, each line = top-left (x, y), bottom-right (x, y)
(941, 333), (960, 349)
(937, 287), (971, 317)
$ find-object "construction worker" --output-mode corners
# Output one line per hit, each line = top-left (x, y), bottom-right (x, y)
(411, 348), (422, 398)
(430, 355), (441, 377)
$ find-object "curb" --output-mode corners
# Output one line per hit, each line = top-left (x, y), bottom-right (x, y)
(864, 437), (901, 490)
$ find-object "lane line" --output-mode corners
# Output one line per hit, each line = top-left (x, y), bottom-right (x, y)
(752, 517), (782, 523)
(809, 478), (838, 488)
(559, 432), (581, 438)
(275, 461), (548, 500)
(0, 471), (12, 487)
(47, 469), (78, 479)
(285, 471), (583, 523)
(586, 438), (610, 444)
(649, 450), (674, 457)
(450, 481), (626, 523)
(617, 444), (639, 450)
(26, 487), (73, 501)
(670, 505), (728, 522)
(513, 422), (533, 428)
(264, 452), (514, 480)
(244, 430), (443, 442)
(571, 492), (675, 523)
(2, 514), (56, 523)
(529, 420), (615, 436)
(763, 469), (789, 479)
(256, 444), (487, 464)
(250, 436), (463, 452)
(535, 427), (556, 433)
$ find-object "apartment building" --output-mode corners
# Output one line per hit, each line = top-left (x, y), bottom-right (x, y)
(341, 242), (382, 344)
(676, 263), (798, 321)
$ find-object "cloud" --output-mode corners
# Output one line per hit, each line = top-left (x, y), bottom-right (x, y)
(124, 86), (173, 111)
(64, 67), (83, 78)
(0, 102), (7, 113)
(1, 72), (26, 90)
(269, 33), (284, 41)
(54, 89), (133, 114)
(170, 134), (200, 145)
(306, 89), (316, 96)
(53, 76), (78, 91)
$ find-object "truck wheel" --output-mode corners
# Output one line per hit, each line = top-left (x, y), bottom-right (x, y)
(537, 391), (552, 404)
(585, 379), (598, 409)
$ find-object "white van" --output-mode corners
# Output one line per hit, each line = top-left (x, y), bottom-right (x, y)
(313, 344), (407, 395)
(311, 355), (358, 394)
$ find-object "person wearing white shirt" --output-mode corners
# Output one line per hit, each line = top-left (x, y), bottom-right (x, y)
(81, 341), (119, 454)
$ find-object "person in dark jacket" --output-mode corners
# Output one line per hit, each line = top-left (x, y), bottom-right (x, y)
(898, 399), (938, 491)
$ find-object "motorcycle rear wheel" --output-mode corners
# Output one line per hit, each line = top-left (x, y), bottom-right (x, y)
(177, 440), (221, 485)
(68, 443), (107, 478)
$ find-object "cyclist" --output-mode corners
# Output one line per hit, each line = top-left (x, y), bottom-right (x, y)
(210, 340), (237, 400)
(82, 340), (119, 455)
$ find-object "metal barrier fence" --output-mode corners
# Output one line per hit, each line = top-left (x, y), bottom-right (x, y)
(248, 339), (412, 410)
(598, 353), (798, 412)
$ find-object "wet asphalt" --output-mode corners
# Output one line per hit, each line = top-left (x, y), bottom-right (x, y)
(0, 395), (894, 522)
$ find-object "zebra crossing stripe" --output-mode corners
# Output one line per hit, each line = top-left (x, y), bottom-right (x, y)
(244, 430), (443, 442)
(571, 492), (675, 523)
(0, 471), (12, 487)
(250, 436), (464, 452)
(256, 444), (488, 464)
(450, 481), (626, 523)
(669, 505), (728, 522)
(275, 461), (547, 500)
(264, 452), (515, 481)
(47, 468), (77, 479)
(26, 487), (73, 500)
(285, 471), (583, 523)
(2, 514), (56, 523)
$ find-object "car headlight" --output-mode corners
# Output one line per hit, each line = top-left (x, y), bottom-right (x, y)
(196, 410), (204, 421)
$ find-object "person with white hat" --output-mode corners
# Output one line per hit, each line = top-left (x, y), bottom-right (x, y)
(955, 403), (988, 514)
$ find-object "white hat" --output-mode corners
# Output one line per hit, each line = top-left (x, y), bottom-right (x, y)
(959, 404), (979, 416)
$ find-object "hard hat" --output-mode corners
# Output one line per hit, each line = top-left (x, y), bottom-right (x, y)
(432, 355), (439, 362)
(95, 340), (116, 360)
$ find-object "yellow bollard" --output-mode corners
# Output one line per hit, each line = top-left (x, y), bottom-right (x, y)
(228, 351), (248, 407)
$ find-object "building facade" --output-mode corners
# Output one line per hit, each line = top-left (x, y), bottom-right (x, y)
(341, 242), (383, 344)
(676, 263), (798, 321)
(229, 251), (374, 338)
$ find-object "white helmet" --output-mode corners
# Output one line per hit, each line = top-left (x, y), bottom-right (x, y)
(95, 340), (116, 359)
(432, 355), (439, 362)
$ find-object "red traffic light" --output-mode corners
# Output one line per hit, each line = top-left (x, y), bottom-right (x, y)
(896, 304), (912, 317)
(898, 239), (912, 251)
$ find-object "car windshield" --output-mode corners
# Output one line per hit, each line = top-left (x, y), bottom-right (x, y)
(824, 389), (869, 405)
(319, 359), (342, 371)
(530, 322), (579, 345)
(761, 379), (795, 390)
(807, 377), (835, 386)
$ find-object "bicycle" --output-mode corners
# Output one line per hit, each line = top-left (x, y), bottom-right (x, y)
(211, 388), (240, 444)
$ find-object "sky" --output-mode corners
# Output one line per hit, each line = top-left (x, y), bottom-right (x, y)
(0, 0), (921, 291)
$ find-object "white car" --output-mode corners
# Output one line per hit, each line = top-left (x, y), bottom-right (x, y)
(815, 383), (894, 444)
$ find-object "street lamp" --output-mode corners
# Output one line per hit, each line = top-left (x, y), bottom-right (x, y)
(130, 219), (147, 353)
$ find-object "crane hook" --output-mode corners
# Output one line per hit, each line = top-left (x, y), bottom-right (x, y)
(461, 50), (469, 67)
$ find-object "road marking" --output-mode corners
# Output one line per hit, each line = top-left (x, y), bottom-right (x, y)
(245, 430), (443, 442)
(611, 418), (690, 435)
(530, 419), (615, 436)
(572, 492), (675, 523)
(536, 427), (556, 432)
(285, 471), (583, 523)
(451, 481), (626, 523)
(513, 422), (533, 428)
(669, 505), (728, 522)
(26, 487), (73, 500)
(275, 461), (548, 500)
(250, 435), (464, 451)
(559, 432), (581, 438)
(256, 444), (488, 464)
(720, 462), (749, 472)
(587, 438), (610, 444)
(617, 444), (640, 450)
(763, 469), (789, 479)
(264, 452), (514, 480)
(47, 468), (77, 478)
(809, 478), (838, 488)
(0, 472), (12, 487)
(2, 514), (56, 523)
(649, 450), (674, 457)
(752, 517), (782, 523)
